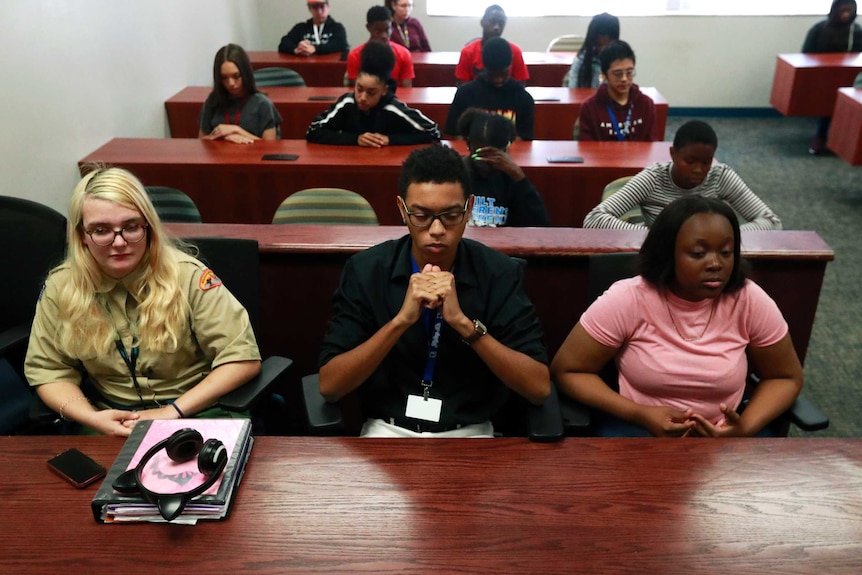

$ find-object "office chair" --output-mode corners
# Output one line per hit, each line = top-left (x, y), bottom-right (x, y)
(557, 252), (829, 436)
(272, 188), (379, 225)
(601, 176), (644, 225)
(0, 196), (67, 434)
(145, 186), (202, 223)
(546, 34), (585, 53)
(253, 67), (306, 88)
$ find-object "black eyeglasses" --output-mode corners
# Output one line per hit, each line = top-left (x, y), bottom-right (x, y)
(84, 223), (149, 246)
(400, 198), (469, 228)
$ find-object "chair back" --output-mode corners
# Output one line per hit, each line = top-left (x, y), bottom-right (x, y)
(185, 237), (262, 337)
(273, 188), (379, 225)
(0, 196), (67, 331)
(0, 358), (33, 434)
(145, 187), (202, 223)
(601, 176), (644, 225)
(253, 67), (306, 87)
(546, 34), (585, 53)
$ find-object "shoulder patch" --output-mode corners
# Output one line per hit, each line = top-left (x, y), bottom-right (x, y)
(199, 268), (223, 291)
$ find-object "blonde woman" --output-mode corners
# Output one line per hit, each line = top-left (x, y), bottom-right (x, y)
(25, 167), (261, 436)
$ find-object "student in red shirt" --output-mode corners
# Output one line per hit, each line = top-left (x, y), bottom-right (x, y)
(347, 5), (415, 88)
(455, 5), (528, 85)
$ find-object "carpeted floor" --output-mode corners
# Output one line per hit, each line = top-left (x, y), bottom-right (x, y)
(665, 114), (862, 437)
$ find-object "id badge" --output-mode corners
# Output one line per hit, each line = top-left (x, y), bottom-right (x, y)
(405, 394), (442, 422)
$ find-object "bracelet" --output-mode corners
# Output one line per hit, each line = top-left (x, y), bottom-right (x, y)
(171, 402), (186, 418)
(59, 395), (90, 421)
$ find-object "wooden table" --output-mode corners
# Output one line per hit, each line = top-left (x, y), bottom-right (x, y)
(827, 88), (862, 165)
(247, 50), (577, 87)
(166, 86), (669, 141)
(80, 138), (672, 227)
(4, 436), (861, 573)
(163, 224), (832, 384)
(770, 53), (862, 116)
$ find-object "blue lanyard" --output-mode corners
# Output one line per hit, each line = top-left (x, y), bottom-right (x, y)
(606, 103), (634, 141)
(411, 255), (443, 398)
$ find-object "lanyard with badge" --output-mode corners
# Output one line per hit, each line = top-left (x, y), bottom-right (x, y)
(404, 255), (443, 423)
(224, 97), (248, 126)
(313, 22), (325, 45)
(396, 22), (410, 49)
(102, 297), (158, 406)
(606, 103), (634, 141)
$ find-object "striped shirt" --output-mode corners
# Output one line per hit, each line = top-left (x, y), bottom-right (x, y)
(583, 162), (782, 231)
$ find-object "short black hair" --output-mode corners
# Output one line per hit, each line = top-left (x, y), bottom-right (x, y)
(637, 195), (745, 293)
(367, 5), (392, 25)
(599, 40), (635, 74)
(483, 4), (505, 19)
(398, 145), (471, 200)
(482, 37), (513, 71)
(673, 120), (718, 150)
(457, 107), (515, 149)
(359, 41), (396, 81)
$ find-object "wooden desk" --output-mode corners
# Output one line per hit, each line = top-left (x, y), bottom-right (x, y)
(770, 53), (862, 116)
(4, 436), (861, 573)
(162, 224), (832, 382)
(247, 50), (577, 87)
(80, 138), (672, 227)
(827, 88), (862, 165)
(166, 86), (668, 141)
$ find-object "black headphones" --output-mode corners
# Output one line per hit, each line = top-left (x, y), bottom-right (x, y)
(112, 428), (228, 521)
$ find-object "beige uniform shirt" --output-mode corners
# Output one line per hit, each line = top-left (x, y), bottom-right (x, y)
(25, 254), (261, 407)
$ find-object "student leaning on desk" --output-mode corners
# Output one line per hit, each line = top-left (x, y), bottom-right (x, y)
(24, 167), (261, 437)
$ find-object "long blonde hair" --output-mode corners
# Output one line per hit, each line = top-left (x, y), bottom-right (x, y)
(57, 167), (190, 356)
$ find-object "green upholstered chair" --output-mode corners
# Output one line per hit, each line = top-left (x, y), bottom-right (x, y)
(253, 67), (306, 87)
(601, 176), (645, 225)
(272, 188), (379, 225)
(145, 187), (202, 223)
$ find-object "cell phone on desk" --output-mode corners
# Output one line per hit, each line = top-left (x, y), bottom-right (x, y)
(47, 448), (106, 488)
(547, 156), (584, 163)
(261, 154), (300, 161)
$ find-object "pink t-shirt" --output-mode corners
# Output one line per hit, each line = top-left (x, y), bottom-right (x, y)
(580, 276), (788, 424)
(347, 41), (415, 83)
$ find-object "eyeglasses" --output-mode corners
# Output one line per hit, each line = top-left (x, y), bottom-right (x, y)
(400, 198), (469, 228)
(85, 223), (149, 246)
(608, 68), (636, 80)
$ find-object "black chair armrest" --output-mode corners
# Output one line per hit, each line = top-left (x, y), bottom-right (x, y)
(0, 323), (30, 355)
(301, 373), (344, 434)
(526, 383), (564, 443)
(219, 356), (293, 412)
(787, 395), (829, 432)
(558, 387), (593, 437)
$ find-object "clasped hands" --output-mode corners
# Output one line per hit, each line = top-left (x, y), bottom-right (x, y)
(397, 264), (472, 337)
(294, 39), (317, 56)
(205, 124), (254, 144)
(639, 403), (745, 438)
(358, 132), (390, 148)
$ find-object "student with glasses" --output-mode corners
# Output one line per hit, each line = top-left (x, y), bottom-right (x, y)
(576, 40), (658, 142)
(386, 0), (431, 52)
(25, 167), (261, 436)
(318, 144), (550, 438)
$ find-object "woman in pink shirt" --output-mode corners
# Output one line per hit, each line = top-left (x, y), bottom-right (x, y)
(551, 195), (803, 437)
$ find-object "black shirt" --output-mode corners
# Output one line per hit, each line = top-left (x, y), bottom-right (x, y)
(467, 161), (550, 227)
(278, 16), (349, 55)
(445, 76), (535, 140)
(319, 235), (547, 427)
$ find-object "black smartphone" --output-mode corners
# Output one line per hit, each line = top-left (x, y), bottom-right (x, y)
(47, 448), (107, 488)
(546, 156), (585, 163)
(261, 154), (299, 161)
(307, 95), (337, 101)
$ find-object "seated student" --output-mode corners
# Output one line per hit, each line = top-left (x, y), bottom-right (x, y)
(387, 0), (431, 52)
(456, 5), (528, 85)
(459, 108), (549, 227)
(802, 0), (862, 155)
(552, 195), (803, 437)
(279, 0), (349, 56)
(583, 120), (782, 231)
(445, 37), (535, 141)
(198, 44), (283, 144)
(577, 40), (657, 142)
(318, 144), (550, 438)
(564, 12), (620, 88)
(307, 42), (439, 146)
(347, 5), (415, 88)
(24, 167), (262, 437)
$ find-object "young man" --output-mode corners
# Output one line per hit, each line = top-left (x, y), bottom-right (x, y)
(455, 5), (528, 85)
(577, 40), (657, 142)
(307, 42), (439, 146)
(445, 37), (535, 141)
(346, 5), (414, 88)
(278, 1), (349, 56)
(583, 120), (783, 231)
(318, 145), (550, 438)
